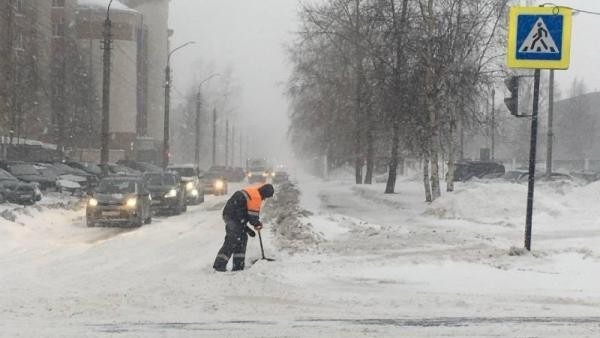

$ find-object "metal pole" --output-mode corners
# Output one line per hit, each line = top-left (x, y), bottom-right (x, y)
(525, 69), (541, 251)
(162, 61), (170, 168)
(212, 108), (217, 165)
(491, 88), (495, 161)
(546, 70), (554, 175)
(101, 1), (113, 166)
(231, 124), (235, 166)
(225, 119), (229, 167)
(239, 130), (243, 168)
(195, 90), (201, 168)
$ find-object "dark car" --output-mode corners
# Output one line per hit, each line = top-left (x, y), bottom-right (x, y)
(453, 161), (505, 182)
(0, 180), (39, 205)
(66, 161), (103, 177)
(86, 177), (152, 227)
(272, 170), (289, 184)
(0, 161), (56, 190)
(144, 172), (186, 215)
(168, 165), (205, 205)
(225, 167), (246, 182)
(117, 160), (163, 173)
(200, 170), (228, 195)
(98, 163), (142, 177)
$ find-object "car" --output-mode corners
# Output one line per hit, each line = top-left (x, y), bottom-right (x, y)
(143, 172), (187, 215)
(98, 163), (143, 177)
(200, 170), (228, 195)
(501, 170), (529, 182)
(35, 163), (85, 194)
(272, 170), (289, 184)
(66, 161), (103, 178)
(0, 161), (56, 190)
(117, 160), (163, 173)
(168, 165), (205, 205)
(226, 167), (246, 182)
(0, 180), (39, 205)
(453, 161), (505, 182)
(86, 177), (152, 227)
(570, 171), (600, 184)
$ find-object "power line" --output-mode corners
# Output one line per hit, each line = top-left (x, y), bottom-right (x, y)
(541, 3), (600, 16)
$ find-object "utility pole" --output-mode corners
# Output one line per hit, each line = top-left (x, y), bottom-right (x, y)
(225, 119), (229, 167)
(231, 124), (235, 166)
(195, 90), (201, 169)
(163, 41), (194, 169)
(491, 88), (495, 161)
(6, 0), (15, 146)
(546, 70), (554, 175)
(239, 130), (243, 168)
(212, 108), (217, 165)
(101, 0), (114, 167)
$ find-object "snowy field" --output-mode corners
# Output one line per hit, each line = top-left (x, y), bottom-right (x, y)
(2, 174), (600, 337)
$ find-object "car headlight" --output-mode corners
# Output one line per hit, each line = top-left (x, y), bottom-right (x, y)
(271, 172), (276, 177)
(165, 189), (177, 198)
(214, 180), (224, 190)
(247, 173), (252, 178)
(262, 172), (268, 177)
(186, 182), (194, 191)
(126, 198), (137, 208)
(190, 188), (198, 196)
(88, 198), (98, 207)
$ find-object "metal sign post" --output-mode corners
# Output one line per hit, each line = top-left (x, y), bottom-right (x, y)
(506, 6), (572, 251)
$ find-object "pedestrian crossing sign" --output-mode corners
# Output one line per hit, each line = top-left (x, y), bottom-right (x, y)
(507, 6), (572, 69)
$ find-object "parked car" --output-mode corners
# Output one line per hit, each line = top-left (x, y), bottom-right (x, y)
(52, 162), (99, 188)
(570, 171), (600, 184)
(35, 163), (85, 194)
(98, 163), (142, 177)
(0, 161), (56, 190)
(200, 170), (228, 195)
(453, 161), (505, 182)
(143, 172), (186, 215)
(86, 176), (152, 227)
(272, 170), (289, 184)
(0, 180), (39, 205)
(117, 160), (163, 173)
(226, 167), (246, 182)
(168, 165), (205, 205)
(66, 161), (103, 178)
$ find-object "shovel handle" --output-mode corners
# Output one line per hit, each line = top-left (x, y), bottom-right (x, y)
(257, 229), (266, 259)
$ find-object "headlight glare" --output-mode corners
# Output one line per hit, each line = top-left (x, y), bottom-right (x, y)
(126, 198), (137, 208)
(165, 189), (177, 198)
(214, 180), (224, 190)
(88, 198), (98, 207)
(191, 189), (199, 196)
(186, 182), (194, 191)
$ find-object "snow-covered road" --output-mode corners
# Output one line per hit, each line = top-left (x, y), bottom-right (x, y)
(2, 176), (600, 337)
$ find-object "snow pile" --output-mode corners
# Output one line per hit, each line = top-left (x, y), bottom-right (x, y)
(262, 181), (323, 251)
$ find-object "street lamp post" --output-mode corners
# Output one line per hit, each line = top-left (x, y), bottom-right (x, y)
(101, 0), (114, 168)
(195, 73), (220, 169)
(163, 41), (195, 169)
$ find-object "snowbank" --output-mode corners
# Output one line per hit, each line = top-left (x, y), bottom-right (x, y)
(262, 182), (323, 252)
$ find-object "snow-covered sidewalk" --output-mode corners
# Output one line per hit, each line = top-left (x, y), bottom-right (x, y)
(2, 177), (600, 337)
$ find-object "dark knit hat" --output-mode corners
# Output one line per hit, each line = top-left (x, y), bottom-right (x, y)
(258, 183), (275, 198)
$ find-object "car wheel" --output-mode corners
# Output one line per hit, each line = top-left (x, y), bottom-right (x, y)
(145, 214), (152, 224)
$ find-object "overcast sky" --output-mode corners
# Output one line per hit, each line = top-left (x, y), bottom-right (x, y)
(168, 0), (600, 162)
(169, 0), (305, 163)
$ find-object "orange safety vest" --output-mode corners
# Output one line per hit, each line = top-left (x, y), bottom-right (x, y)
(242, 186), (263, 218)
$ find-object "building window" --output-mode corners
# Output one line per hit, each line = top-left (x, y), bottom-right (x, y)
(52, 0), (65, 7)
(15, 31), (23, 50)
(53, 22), (65, 37)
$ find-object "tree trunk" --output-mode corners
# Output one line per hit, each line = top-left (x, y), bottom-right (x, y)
(447, 116), (457, 192)
(385, 116), (400, 193)
(355, 157), (363, 184)
(364, 128), (374, 184)
(423, 157), (432, 202)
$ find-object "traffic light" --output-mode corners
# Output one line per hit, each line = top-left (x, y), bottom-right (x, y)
(504, 76), (519, 116)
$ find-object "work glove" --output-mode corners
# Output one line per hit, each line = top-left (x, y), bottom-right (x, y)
(253, 222), (263, 231)
(245, 226), (256, 237)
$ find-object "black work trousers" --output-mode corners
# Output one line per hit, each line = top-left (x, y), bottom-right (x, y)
(213, 218), (248, 271)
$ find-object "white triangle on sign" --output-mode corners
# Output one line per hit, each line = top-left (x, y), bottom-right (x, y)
(518, 17), (559, 53)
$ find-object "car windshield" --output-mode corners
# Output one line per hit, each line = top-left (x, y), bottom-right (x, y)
(78, 162), (102, 175)
(146, 174), (177, 186)
(0, 169), (16, 180)
(171, 168), (195, 177)
(97, 180), (137, 194)
(10, 164), (39, 175)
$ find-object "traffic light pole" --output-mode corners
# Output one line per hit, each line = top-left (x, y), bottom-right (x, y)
(524, 69), (541, 251)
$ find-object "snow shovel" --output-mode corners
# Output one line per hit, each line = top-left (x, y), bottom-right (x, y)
(257, 230), (276, 262)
